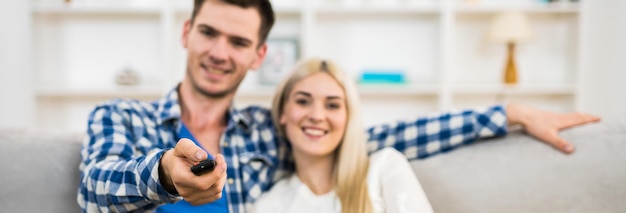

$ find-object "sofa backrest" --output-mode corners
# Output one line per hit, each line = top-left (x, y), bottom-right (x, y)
(0, 131), (82, 213)
(1, 116), (624, 212)
(412, 115), (626, 212)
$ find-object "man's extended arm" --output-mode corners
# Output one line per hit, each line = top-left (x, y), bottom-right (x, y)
(77, 102), (177, 212)
(366, 105), (507, 160)
(366, 103), (601, 159)
(504, 103), (600, 153)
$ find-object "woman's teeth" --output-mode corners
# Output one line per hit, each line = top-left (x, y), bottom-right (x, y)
(304, 128), (325, 136)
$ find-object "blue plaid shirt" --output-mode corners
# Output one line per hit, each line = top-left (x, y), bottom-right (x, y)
(78, 87), (508, 212)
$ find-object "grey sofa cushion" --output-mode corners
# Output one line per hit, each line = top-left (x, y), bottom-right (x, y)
(412, 115), (626, 213)
(0, 130), (82, 213)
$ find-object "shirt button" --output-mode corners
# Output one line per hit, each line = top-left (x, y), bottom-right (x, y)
(223, 142), (229, 147)
(228, 178), (234, 185)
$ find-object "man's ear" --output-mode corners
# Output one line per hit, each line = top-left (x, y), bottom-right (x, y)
(250, 43), (268, 70)
(182, 20), (192, 49)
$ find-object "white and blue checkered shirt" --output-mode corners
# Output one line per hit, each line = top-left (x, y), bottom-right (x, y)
(77, 86), (508, 212)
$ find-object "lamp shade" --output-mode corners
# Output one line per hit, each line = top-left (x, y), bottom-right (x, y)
(487, 12), (533, 43)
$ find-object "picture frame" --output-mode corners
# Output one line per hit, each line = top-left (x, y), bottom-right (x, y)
(258, 38), (299, 85)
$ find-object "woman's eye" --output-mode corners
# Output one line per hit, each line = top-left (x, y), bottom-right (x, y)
(327, 103), (341, 109)
(295, 99), (309, 105)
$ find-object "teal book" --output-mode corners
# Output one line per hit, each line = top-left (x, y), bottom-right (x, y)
(359, 70), (406, 84)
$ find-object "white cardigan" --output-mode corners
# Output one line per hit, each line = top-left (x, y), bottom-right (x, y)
(251, 148), (434, 213)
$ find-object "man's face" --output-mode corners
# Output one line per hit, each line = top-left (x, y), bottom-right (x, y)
(182, 0), (267, 98)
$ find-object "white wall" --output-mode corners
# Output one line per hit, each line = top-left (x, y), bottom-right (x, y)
(0, 0), (34, 129)
(580, 0), (626, 117)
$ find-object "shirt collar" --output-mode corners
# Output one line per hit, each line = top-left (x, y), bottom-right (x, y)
(155, 86), (182, 125)
(155, 85), (252, 131)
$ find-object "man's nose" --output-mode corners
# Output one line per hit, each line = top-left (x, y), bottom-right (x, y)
(208, 37), (229, 64)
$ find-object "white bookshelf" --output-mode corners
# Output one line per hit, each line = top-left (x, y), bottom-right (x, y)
(358, 84), (439, 96)
(29, 0), (584, 131)
(36, 85), (165, 98)
(234, 84), (439, 99)
(31, 4), (161, 14)
(451, 84), (576, 95)
(315, 6), (440, 15)
(455, 3), (580, 13)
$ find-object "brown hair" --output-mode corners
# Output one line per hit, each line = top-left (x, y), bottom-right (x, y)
(190, 0), (275, 45)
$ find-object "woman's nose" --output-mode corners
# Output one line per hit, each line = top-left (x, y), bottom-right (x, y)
(307, 104), (325, 123)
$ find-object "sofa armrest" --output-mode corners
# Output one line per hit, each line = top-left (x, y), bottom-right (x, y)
(0, 130), (83, 213)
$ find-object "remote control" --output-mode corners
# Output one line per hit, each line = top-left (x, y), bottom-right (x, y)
(191, 159), (217, 175)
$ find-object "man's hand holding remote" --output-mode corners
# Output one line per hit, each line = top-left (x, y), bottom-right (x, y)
(159, 138), (227, 205)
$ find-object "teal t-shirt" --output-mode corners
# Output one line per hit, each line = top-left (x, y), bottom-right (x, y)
(155, 123), (229, 213)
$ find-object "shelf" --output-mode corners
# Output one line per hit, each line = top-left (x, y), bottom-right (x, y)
(172, 4), (301, 16)
(234, 84), (439, 98)
(358, 84), (439, 96)
(455, 3), (579, 14)
(452, 84), (576, 95)
(36, 86), (164, 99)
(316, 5), (440, 16)
(31, 4), (161, 15)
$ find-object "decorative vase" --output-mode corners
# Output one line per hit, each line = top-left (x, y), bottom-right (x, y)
(115, 67), (140, 86)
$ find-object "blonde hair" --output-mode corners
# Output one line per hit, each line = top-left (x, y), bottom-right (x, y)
(271, 58), (372, 213)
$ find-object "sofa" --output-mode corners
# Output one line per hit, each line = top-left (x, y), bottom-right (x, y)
(1, 116), (624, 213)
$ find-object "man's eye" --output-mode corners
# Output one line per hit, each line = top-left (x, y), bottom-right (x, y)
(232, 40), (249, 47)
(202, 30), (216, 37)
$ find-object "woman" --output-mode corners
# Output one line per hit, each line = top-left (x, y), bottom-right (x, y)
(251, 58), (434, 213)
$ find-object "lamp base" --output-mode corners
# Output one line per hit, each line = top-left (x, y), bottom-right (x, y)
(503, 42), (518, 85)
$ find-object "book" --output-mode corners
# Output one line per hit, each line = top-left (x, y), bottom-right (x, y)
(359, 70), (406, 84)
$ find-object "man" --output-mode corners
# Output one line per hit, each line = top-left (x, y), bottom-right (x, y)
(77, 0), (599, 212)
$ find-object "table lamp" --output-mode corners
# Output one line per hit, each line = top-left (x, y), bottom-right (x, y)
(487, 12), (533, 85)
